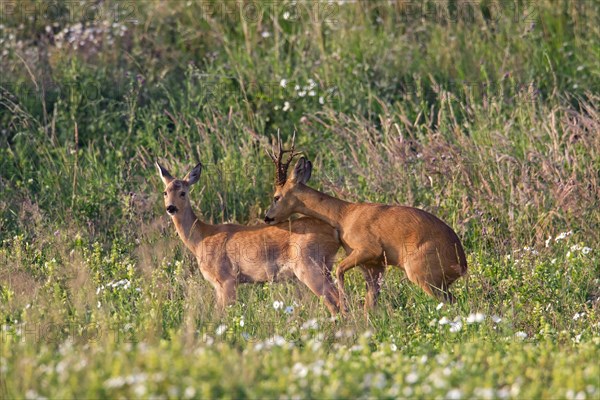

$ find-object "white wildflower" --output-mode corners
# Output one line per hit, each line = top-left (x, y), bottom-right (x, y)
(292, 362), (308, 378)
(55, 360), (68, 374)
(438, 316), (451, 325)
(273, 300), (283, 310)
(586, 385), (596, 395)
(474, 388), (495, 399)
(201, 334), (214, 346)
(446, 388), (463, 400)
(133, 383), (146, 397)
(491, 315), (502, 323)
(215, 324), (227, 336)
(104, 376), (126, 389)
(302, 319), (319, 330)
(405, 371), (419, 384)
(282, 101), (291, 112)
(168, 386), (179, 398)
(449, 320), (463, 333)
(280, 79), (287, 88)
(436, 302), (444, 310)
(271, 335), (286, 347)
(582, 247), (592, 255)
(466, 312), (486, 324)
(372, 372), (387, 389)
(311, 338), (322, 352)
(514, 331), (528, 339)
(555, 231), (573, 241)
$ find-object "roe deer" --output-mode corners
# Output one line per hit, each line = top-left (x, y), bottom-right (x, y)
(263, 141), (467, 312)
(156, 161), (341, 314)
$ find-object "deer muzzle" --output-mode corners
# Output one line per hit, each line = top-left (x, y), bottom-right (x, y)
(166, 205), (178, 215)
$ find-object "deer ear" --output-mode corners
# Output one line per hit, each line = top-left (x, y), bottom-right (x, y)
(290, 157), (312, 184)
(156, 162), (174, 185)
(184, 163), (203, 185)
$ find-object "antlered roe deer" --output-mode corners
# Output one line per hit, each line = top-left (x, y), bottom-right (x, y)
(263, 139), (467, 312)
(157, 161), (341, 314)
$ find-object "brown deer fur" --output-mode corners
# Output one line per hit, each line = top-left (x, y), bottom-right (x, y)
(264, 156), (467, 312)
(157, 162), (341, 314)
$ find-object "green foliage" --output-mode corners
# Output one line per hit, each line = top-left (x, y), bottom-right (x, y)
(1, 0), (599, 397)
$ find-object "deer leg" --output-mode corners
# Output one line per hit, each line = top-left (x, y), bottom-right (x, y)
(429, 281), (455, 304)
(404, 251), (458, 304)
(205, 275), (236, 312)
(416, 282), (455, 304)
(336, 249), (380, 313)
(212, 286), (226, 311)
(443, 290), (456, 304)
(360, 265), (386, 313)
(295, 266), (340, 315)
(220, 279), (237, 308)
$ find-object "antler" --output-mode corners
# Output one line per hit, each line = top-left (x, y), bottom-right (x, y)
(266, 131), (301, 186)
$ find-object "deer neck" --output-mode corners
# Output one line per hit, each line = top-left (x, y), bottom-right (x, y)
(294, 185), (350, 229)
(171, 206), (206, 252)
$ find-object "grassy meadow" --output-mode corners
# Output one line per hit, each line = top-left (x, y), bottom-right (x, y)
(1, 0), (599, 398)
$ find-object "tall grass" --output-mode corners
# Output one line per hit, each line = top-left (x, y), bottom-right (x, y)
(1, 0), (599, 397)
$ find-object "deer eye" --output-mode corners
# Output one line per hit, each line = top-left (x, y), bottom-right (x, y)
(273, 196), (280, 202)
(180, 192), (186, 197)
(163, 191), (167, 196)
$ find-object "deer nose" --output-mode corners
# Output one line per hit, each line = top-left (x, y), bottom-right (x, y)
(264, 216), (274, 224)
(166, 205), (178, 215)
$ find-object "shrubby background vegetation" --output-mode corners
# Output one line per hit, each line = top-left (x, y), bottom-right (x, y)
(1, 0), (598, 397)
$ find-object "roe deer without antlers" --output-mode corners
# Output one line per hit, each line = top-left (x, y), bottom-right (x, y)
(264, 140), (467, 312)
(156, 161), (341, 315)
